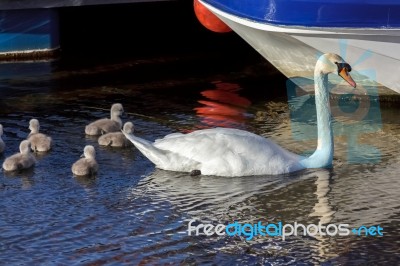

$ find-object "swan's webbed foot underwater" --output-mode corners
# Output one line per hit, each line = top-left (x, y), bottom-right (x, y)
(190, 170), (201, 176)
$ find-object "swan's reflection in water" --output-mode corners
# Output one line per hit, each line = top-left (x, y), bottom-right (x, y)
(125, 159), (400, 264)
(126, 168), (339, 264)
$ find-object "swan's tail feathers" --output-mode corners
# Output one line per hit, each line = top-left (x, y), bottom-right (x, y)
(122, 131), (201, 172)
(122, 131), (170, 167)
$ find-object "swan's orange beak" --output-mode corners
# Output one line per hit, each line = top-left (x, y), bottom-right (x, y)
(339, 68), (356, 88)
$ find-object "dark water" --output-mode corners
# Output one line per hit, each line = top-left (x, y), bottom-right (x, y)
(1, 4), (400, 265)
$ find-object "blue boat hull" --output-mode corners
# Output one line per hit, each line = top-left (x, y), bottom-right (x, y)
(0, 9), (59, 57)
(202, 0), (400, 28)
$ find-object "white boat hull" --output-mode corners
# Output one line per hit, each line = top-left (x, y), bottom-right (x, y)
(201, 1), (400, 94)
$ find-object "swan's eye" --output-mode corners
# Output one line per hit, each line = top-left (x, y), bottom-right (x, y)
(336, 62), (352, 74)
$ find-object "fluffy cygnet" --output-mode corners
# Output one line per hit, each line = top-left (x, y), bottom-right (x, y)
(85, 103), (124, 136)
(0, 124), (5, 153)
(27, 119), (52, 152)
(2, 140), (36, 171)
(98, 121), (134, 147)
(71, 145), (98, 176)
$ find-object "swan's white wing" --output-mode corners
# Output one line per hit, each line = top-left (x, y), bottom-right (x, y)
(153, 128), (303, 176)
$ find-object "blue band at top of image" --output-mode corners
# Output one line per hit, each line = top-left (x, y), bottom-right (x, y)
(202, 0), (400, 28)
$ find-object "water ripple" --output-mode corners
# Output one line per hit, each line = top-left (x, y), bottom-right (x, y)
(0, 56), (399, 265)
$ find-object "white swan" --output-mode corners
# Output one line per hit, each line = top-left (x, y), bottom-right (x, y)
(27, 119), (53, 152)
(98, 121), (134, 147)
(85, 103), (124, 135)
(2, 140), (36, 172)
(71, 145), (98, 176)
(0, 124), (5, 153)
(123, 53), (356, 177)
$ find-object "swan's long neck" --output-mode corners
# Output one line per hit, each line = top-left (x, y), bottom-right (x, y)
(300, 69), (333, 168)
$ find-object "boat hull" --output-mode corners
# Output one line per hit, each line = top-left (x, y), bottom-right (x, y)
(200, 1), (400, 94)
(199, 0), (400, 28)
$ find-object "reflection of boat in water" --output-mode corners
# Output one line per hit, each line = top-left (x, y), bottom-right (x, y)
(199, 0), (400, 94)
(194, 81), (251, 127)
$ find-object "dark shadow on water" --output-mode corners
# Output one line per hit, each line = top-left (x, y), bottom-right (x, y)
(58, 1), (249, 60)
(32, 151), (52, 161)
(74, 174), (97, 188)
(2, 167), (35, 179)
(2, 168), (36, 190)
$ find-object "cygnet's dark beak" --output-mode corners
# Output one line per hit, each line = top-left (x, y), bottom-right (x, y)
(121, 109), (126, 118)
